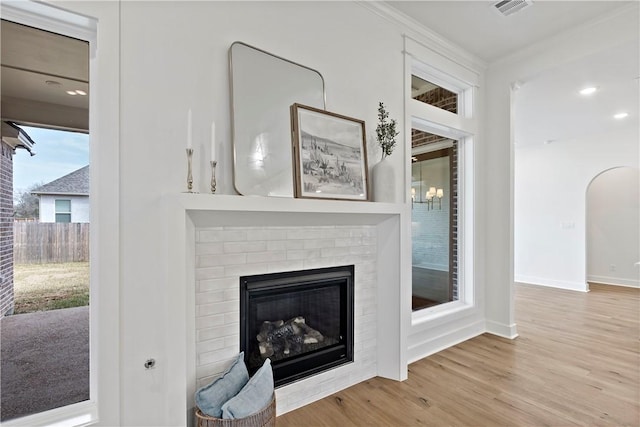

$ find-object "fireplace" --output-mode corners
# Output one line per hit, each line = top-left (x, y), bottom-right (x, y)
(240, 265), (354, 387)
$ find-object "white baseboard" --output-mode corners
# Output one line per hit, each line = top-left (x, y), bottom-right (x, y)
(407, 320), (485, 364)
(587, 275), (640, 288)
(485, 320), (519, 339)
(515, 275), (588, 292)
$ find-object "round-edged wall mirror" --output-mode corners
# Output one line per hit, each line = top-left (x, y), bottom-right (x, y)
(229, 42), (326, 197)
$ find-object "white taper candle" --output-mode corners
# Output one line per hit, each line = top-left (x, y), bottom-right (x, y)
(210, 121), (216, 161)
(187, 109), (193, 149)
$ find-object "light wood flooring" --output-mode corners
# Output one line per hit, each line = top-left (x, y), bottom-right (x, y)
(277, 283), (640, 426)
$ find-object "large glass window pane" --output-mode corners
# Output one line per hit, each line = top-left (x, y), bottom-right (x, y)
(1, 11), (93, 424)
(411, 132), (458, 311)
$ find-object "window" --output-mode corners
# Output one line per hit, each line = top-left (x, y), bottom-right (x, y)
(411, 140), (458, 310)
(405, 36), (478, 315)
(412, 75), (458, 114)
(55, 199), (72, 223)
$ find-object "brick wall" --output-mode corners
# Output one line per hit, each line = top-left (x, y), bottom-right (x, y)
(412, 87), (458, 149)
(0, 141), (14, 317)
(414, 87), (457, 113)
(412, 128), (448, 147)
(194, 224), (378, 414)
(451, 142), (458, 301)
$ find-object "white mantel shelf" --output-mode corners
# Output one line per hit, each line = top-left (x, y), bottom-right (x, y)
(168, 193), (407, 227)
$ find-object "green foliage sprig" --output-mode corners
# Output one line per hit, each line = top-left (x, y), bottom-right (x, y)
(376, 102), (399, 161)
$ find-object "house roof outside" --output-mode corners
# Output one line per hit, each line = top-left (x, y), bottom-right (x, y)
(31, 165), (89, 196)
(1, 121), (36, 155)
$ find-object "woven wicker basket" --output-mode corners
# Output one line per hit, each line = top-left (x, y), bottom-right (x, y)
(195, 395), (276, 427)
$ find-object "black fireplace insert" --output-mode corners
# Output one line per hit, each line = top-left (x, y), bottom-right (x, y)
(240, 265), (354, 387)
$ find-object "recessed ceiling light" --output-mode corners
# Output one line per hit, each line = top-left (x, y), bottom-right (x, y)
(65, 89), (87, 96)
(614, 112), (629, 119)
(579, 86), (598, 96)
(45, 80), (61, 86)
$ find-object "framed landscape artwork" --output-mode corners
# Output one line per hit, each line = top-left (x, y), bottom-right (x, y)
(291, 103), (369, 201)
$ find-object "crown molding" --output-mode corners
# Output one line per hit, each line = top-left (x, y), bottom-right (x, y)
(356, 1), (488, 72)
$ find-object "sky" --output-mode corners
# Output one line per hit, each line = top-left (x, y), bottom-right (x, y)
(13, 126), (89, 197)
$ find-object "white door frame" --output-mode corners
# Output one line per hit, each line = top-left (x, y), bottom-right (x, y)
(1, 1), (120, 426)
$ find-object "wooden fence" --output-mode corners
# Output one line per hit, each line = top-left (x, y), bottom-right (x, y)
(13, 222), (90, 264)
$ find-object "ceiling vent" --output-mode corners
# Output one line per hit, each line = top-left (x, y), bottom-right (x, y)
(493, 0), (533, 17)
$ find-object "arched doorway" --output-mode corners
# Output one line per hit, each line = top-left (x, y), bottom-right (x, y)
(586, 167), (640, 288)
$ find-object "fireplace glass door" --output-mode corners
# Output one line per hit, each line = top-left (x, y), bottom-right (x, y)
(240, 265), (354, 387)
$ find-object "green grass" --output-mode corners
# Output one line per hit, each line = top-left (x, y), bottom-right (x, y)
(13, 262), (89, 314)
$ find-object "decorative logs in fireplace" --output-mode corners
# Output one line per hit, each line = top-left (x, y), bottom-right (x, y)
(257, 316), (330, 360)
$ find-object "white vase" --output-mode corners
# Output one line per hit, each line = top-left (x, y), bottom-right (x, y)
(372, 156), (395, 203)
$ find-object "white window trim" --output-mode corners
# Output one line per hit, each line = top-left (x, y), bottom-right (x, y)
(405, 36), (478, 324)
(0, 2), (110, 427)
(1, 1), (97, 53)
(411, 133), (476, 325)
(411, 137), (454, 156)
(405, 37), (480, 88)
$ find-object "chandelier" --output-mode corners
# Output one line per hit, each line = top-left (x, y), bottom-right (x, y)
(411, 186), (443, 210)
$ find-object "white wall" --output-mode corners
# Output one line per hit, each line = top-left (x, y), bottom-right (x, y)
(587, 167), (640, 288)
(515, 128), (639, 290)
(38, 195), (89, 223)
(486, 5), (639, 334)
(117, 2), (406, 425)
(33, 1), (505, 425)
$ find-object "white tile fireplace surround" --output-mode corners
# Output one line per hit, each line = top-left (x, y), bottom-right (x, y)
(167, 194), (406, 420)
(195, 224), (376, 413)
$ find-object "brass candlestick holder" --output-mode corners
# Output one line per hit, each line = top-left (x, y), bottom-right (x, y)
(210, 160), (217, 194)
(186, 148), (194, 193)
